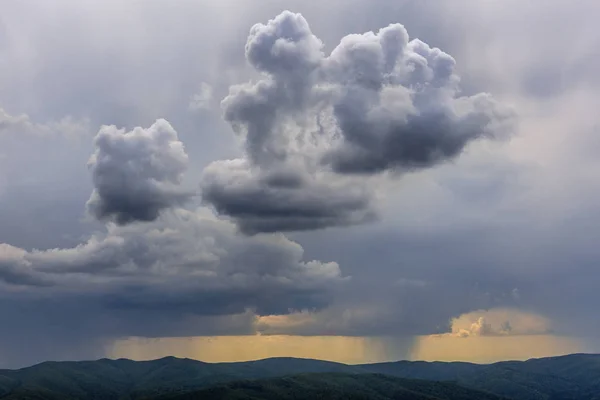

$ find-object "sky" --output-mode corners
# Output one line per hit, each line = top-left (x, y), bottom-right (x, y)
(1, 0), (600, 368)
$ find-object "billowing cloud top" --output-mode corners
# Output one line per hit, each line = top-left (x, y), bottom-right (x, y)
(87, 119), (191, 225)
(202, 11), (514, 234)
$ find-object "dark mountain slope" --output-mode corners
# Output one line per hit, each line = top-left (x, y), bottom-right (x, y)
(0, 353), (599, 399)
(0, 356), (358, 399)
(148, 373), (506, 400)
(358, 353), (600, 400)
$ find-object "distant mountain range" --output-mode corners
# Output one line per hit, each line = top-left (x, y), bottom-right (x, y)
(0, 353), (599, 399)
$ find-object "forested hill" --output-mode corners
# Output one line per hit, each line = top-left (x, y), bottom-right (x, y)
(0, 353), (598, 399)
(148, 373), (506, 400)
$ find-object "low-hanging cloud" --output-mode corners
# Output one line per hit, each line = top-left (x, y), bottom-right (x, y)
(0, 208), (343, 314)
(86, 119), (191, 225)
(202, 10), (514, 234)
(202, 159), (376, 234)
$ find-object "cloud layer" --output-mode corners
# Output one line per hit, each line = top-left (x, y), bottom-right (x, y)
(0, 206), (344, 366)
(0, 208), (343, 315)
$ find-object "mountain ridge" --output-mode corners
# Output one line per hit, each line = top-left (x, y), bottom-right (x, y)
(1, 353), (599, 399)
(9, 352), (599, 372)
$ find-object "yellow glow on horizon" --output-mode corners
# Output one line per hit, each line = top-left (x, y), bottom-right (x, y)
(108, 333), (585, 365)
(413, 335), (583, 364)
(109, 335), (393, 365)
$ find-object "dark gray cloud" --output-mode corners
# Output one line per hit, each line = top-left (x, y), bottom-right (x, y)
(0, 107), (344, 367)
(86, 119), (191, 224)
(0, 295), (258, 368)
(203, 11), (513, 233)
(0, 209), (343, 314)
(0, 207), (344, 367)
(201, 160), (375, 233)
(321, 26), (512, 174)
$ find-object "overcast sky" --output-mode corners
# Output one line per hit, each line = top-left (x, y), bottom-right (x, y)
(1, 0), (600, 368)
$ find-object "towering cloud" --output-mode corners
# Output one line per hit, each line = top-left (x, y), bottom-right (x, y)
(202, 11), (514, 234)
(87, 119), (191, 225)
(322, 30), (513, 173)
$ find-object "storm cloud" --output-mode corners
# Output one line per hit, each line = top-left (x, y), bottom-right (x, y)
(202, 159), (375, 234)
(202, 11), (513, 233)
(0, 109), (345, 366)
(0, 207), (344, 366)
(86, 119), (192, 224)
(0, 208), (343, 314)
